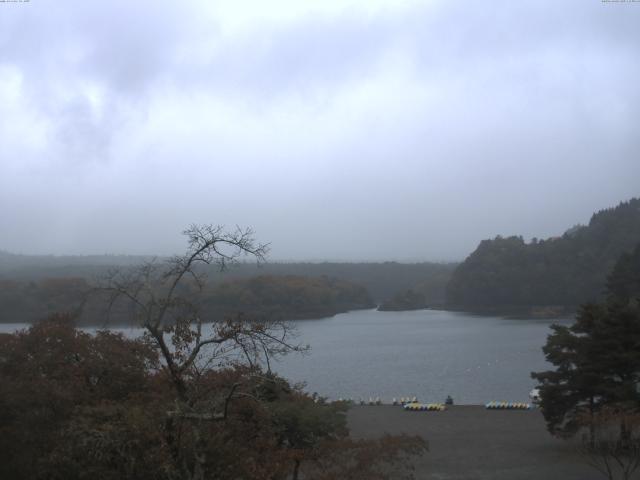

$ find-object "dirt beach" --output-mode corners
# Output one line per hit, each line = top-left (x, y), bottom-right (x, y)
(347, 405), (605, 480)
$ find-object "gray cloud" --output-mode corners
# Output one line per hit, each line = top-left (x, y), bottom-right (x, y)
(0, 0), (639, 261)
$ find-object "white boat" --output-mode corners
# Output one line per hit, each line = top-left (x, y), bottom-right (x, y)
(529, 388), (540, 404)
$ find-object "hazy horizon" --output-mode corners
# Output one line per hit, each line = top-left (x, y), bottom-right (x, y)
(3, 196), (636, 263)
(2, 1), (639, 261)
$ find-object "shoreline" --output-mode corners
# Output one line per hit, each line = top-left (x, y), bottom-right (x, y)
(429, 304), (577, 320)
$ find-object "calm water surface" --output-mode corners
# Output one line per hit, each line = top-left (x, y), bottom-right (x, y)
(273, 309), (570, 404)
(1, 309), (570, 404)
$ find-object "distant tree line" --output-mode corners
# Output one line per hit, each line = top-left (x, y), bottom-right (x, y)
(0, 274), (375, 325)
(446, 198), (640, 310)
(201, 275), (375, 321)
(378, 289), (427, 311)
(0, 251), (457, 305)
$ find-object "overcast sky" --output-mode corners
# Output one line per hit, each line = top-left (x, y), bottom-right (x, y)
(1, 0), (639, 261)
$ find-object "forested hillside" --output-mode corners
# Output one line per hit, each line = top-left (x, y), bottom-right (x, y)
(201, 275), (375, 321)
(446, 198), (640, 310)
(0, 254), (456, 304)
(0, 274), (374, 325)
(606, 242), (640, 303)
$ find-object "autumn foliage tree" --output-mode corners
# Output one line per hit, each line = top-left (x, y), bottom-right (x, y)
(0, 316), (426, 480)
(0, 314), (159, 479)
(0, 225), (427, 480)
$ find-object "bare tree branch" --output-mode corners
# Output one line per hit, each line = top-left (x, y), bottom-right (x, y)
(93, 224), (300, 407)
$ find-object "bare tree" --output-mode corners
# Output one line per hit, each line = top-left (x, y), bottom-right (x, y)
(100, 224), (305, 396)
(97, 225), (307, 479)
(579, 407), (640, 480)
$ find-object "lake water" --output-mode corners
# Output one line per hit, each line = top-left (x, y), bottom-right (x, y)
(0, 309), (571, 405)
(272, 309), (570, 404)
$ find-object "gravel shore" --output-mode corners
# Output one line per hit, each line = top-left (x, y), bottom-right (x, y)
(347, 405), (603, 480)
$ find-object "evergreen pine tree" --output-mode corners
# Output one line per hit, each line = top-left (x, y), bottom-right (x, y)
(532, 244), (640, 439)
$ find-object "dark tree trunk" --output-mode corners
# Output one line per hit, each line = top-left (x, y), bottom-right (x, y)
(589, 396), (596, 448)
(292, 459), (301, 480)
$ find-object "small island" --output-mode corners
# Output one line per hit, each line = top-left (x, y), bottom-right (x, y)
(378, 289), (428, 311)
